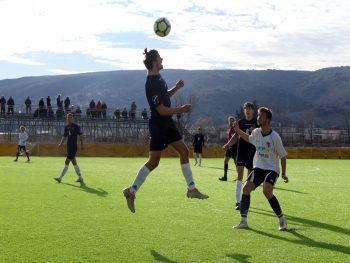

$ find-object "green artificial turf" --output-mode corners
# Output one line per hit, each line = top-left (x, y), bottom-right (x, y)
(0, 157), (349, 263)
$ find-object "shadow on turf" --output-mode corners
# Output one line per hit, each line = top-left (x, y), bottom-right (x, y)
(226, 253), (252, 263)
(249, 207), (350, 255)
(150, 250), (177, 263)
(198, 165), (228, 171)
(274, 187), (308, 194)
(61, 182), (108, 197)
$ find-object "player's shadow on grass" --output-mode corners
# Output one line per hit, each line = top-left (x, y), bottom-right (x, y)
(274, 187), (308, 194)
(226, 253), (252, 263)
(249, 208), (350, 255)
(62, 182), (108, 197)
(251, 207), (350, 236)
(198, 165), (225, 171)
(150, 250), (177, 263)
(249, 228), (350, 255)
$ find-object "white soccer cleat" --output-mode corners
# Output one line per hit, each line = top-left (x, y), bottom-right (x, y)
(233, 220), (248, 229)
(279, 217), (288, 231)
(123, 187), (136, 213)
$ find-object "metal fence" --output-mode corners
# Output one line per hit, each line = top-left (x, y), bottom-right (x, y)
(1, 115), (349, 146)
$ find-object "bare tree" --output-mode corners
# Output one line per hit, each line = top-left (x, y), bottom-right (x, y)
(173, 93), (198, 134)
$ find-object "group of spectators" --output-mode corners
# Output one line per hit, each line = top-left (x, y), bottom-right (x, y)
(0, 96), (15, 115)
(0, 95), (149, 120)
(113, 101), (148, 120)
(87, 99), (108, 118)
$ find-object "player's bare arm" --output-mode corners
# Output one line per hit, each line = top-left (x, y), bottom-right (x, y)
(58, 137), (66, 147)
(167, 79), (184, 97)
(233, 121), (249, 142)
(79, 135), (84, 150)
(156, 103), (191, 116)
(281, 157), (288, 183)
(223, 134), (238, 150)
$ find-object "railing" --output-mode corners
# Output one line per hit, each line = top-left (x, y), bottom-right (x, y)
(0, 103), (147, 120)
(0, 115), (149, 144)
(1, 114), (349, 146)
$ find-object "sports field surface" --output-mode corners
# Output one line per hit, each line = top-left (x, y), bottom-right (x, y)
(0, 157), (349, 263)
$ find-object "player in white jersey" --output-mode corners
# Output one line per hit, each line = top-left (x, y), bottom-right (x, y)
(14, 126), (30, 162)
(232, 107), (289, 231)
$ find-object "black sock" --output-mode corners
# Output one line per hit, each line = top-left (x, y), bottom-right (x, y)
(240, 194), (250, 217)
(25, 152), (30, 161)
(15, 152), (19, 160)
(224, 163), (228, 177)
(268, 195), (283, 217)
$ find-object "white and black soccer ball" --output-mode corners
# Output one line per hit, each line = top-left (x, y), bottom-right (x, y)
(154, 17), (171, 37)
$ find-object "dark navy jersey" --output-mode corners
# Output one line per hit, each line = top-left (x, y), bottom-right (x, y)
(63, 123), (82, 148)
(237, 118), (258, 150)
(193, 133), (205, 147)
(145, 74), (171, 121)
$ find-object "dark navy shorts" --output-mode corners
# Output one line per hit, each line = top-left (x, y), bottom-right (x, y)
(194, 145), (203, 154)
(67, 146), (77, 159)
(225, 146), (237, 159)
(18, 145), (26, 152)
(236, 146), (255, 169)
(149, 118), (182, 151)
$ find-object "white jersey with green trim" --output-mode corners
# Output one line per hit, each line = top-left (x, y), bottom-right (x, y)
(248, 128), (287, 174)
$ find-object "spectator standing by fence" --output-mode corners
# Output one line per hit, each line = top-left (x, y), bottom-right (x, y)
(25, 96), (32, 114)
(64, 97), (70, 113)
(0, 96), (5, 115)
(7, 96), (14, 115)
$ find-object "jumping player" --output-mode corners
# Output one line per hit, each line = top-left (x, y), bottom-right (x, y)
(233, 107), (288, 230)
(14, 126), (30, 162)
(122, 48), (208, 213)
(54, 113), (84, 183)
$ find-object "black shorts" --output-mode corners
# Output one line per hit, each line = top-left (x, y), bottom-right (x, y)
(194, 145), (203, 154)
(247, 168), (279, 188)
(236, 146), (255, 169)
(149, 118), (182, 151)
(67, 146), (77, 159)
(18, 145), (26, 152)
(225, 146), (237, 159)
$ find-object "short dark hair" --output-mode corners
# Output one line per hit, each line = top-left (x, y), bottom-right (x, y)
(258, 107), (272, 121)
(143, 48), (159, 70)
(243, 101), (255, 110)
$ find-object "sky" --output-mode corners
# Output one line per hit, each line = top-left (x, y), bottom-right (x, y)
(0, 0), (349, 80)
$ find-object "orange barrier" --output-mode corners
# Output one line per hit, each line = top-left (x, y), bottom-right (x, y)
(0, 144), (349, 159)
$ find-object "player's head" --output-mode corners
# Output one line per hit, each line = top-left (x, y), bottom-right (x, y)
(228, 116), (236, 126)
(197, 127), (201, 133)
(143, 48), (163, 71)
(257, 107), (272, 126)
(66, 113), (74, 124)
(19, 125), (25, 132)
(243, 101), (255, 120)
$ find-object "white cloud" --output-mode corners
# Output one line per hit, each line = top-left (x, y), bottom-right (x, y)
(0, 0), (349, 78)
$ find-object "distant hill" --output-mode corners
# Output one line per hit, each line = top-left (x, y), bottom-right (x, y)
(0, 67), (349, 127)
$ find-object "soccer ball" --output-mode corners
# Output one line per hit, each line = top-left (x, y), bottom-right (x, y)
(154, 17), (171, 37)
